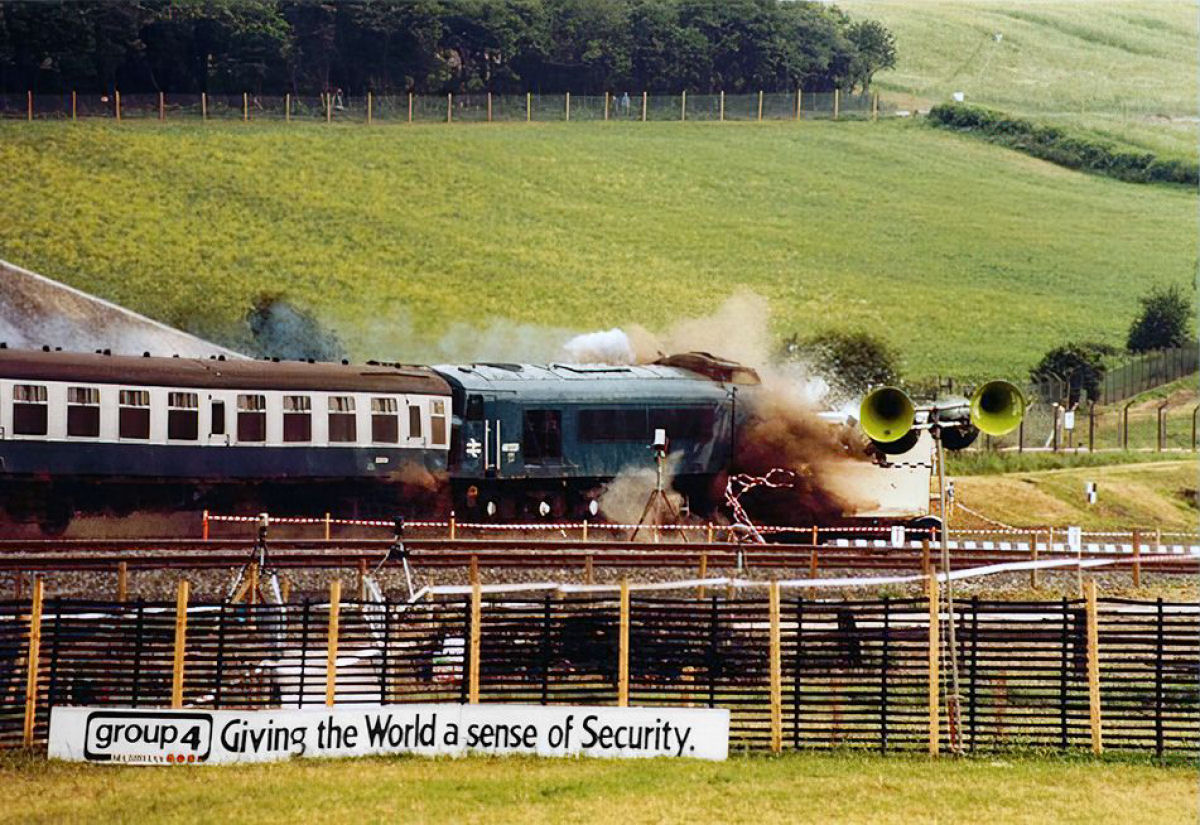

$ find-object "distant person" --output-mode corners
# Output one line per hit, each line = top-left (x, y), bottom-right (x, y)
(334, 87), (345, 111)
(620, 92), (630, 116)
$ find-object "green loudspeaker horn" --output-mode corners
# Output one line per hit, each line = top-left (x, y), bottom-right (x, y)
(969, 380), (1025, 436)
(860, 386), (915, 443)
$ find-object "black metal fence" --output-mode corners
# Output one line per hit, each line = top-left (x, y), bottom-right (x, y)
(2, 594), (1196, 756)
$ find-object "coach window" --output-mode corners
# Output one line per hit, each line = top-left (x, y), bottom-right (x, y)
(371, 397), (399, 443)
(283, 395), (312, 443)
(12, 384), (48, 436)
(328, 396), (357, 443)
(237, 394), (266, 442)
(168, 392), (199, 440)
(67, 387), (101, 438)
(430, 400), (448, 446)
(210, 400), (226, 436)
(523, 409), (562, 463)
(407, 405), (422, 440)
(118, 390), (151, 440)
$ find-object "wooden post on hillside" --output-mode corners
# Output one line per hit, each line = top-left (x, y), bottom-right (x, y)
(115, 90), (121, 122)
(768, 580), (783, 754)
(486, 92), (492, 123)
(719, 90), (725, 122)
(1131, 530), (1141, 589)
(159, 91), (165, 121)
(833, 89), (840, 120)
(325, 92), (332, 123)
(526, 92), (531, 122)
(681, 90), (686, 121)
(26, 90), (32, 122)
(565, 91), (570, 121)
(325, 579), (341, 706)
(71, 91), (76, 121)
(367, 92), (373, 125)
(447, 93), (452, 123)
(171, 579), (189, 709)
(618, 579), (630, 707)
(22, 578), (43, 746)
(285, 93), (290, 122)
(927, 574), (939, 756)
(641, 91), (647, 122)
(604, 91), (610, 121)
(872, 91), (879, 121)
(756, 90), (763, 121)
(201, 92), (207, 121)
(1085, 580), (1103, 755)
(243, 92), (248, 122)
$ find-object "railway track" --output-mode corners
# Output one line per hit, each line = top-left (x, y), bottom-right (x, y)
(0, 538), (1196, 574)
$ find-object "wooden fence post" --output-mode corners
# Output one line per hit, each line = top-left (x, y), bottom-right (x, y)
(71, 90), (76, 121)
(367, 91), (373, 124)
(324, 512), (331, 541)
(326, 579), (341, 706)
(927, 574), (940, 756)
(921, 539), (931, 578)
(26, 89), (32, 122)
(681, 90), (686, 121)
(584, 554), (594, 584)
(604, 91), (610, 121)
(159, 91), (165, 121)
(201, 92), (207, 122)
(719, 90), (725, 122)
(697, 553), (707, 600)
(833, 88), (840, 120)
(1131, 530), (1141, 588)
(357, 558), (367, 602)
(449, 512), (457, 540)
(486, 91), (492, 123)
(769, 580), (783, 754)
(1030, 532), (1039, 589)
(618, 578), (630, 707)
(641, 91), (647, 122)
(117, 562), (128, 603)
(468, 574), (481, 704)
(22, 578), (43, 746)
(526, 91), (531, 122)
(115, 89), (121, 122)
(447, 92), (452, 123)
(582, 519), (589, 541)
(1085, 580), (1103, 755)
(565, 91), (570, 121)
(757, 90), (763, 121)
(285, 93), (290, 122)
(242, 92), (248, 122)
(171, 579), (189, 709)
(325, 92), (332, 123)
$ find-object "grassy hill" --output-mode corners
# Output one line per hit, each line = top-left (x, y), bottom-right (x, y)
(0, 119), (1193, 379)
(841, 0), (1198, 159)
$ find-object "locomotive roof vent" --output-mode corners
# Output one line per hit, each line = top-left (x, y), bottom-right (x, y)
(653, 351), (761, 385)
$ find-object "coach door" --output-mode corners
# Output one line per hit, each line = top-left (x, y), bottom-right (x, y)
(207, 397), (231, 446)
(461, 394), (513, 478)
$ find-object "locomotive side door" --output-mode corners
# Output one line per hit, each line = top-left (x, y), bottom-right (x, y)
(206, 394), (231, 446)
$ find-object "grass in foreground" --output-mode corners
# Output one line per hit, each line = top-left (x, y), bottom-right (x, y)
(0, 118), (1193, 380)
(0, 750), (1195, 825)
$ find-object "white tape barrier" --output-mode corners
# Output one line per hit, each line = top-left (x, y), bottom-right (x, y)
(832, 538), (1200, 556)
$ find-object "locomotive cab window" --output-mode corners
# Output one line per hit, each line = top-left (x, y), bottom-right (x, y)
(523, 409), (562, 463)
(67, 386), (101, 438)
(118, 390), (151, 440)
(328, 396), (357, 443)
(430, 400), (448, 446)
(371, 397), (399, 443)
(465, 394), (484, 421)
(168, 392), (199, 441)
(12, 384), (48, 436)
(283, 395), (312, 443)
(407, 405), (422, 439)
(236, 394), (266, 442)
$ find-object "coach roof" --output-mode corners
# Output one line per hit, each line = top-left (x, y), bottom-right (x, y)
(0, 348), (451, 394)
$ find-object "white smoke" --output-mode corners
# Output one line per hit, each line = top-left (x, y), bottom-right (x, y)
(561, 328), (636, 364)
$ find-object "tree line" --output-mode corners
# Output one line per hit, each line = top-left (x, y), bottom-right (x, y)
(0, 0), (896, 96)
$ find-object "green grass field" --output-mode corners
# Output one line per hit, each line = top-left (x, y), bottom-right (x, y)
(1, 750), (1195, 825)
(0, 118), (1193, 380)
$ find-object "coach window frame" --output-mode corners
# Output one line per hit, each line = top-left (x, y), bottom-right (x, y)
(167, 391), (200, 442)
(236, 393), (267, 443)
(283, 394), (313, 443)
(11, 382), (48, 436)
(66, 385), (101, 439)
(371, 396), (400, 444)
(328, 395), (358, 443)
(118, 388), (152, 440)
(522, 408), (563, 464)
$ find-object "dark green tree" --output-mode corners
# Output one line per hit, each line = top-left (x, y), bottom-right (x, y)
(846, 18), (895, 92)
(1126, 283), (1193, 353)
(1029, 342), (1115, 406)
(784, 329), (902, 401)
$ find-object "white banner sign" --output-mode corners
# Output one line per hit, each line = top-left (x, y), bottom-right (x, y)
(48, 704), (729, 765)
